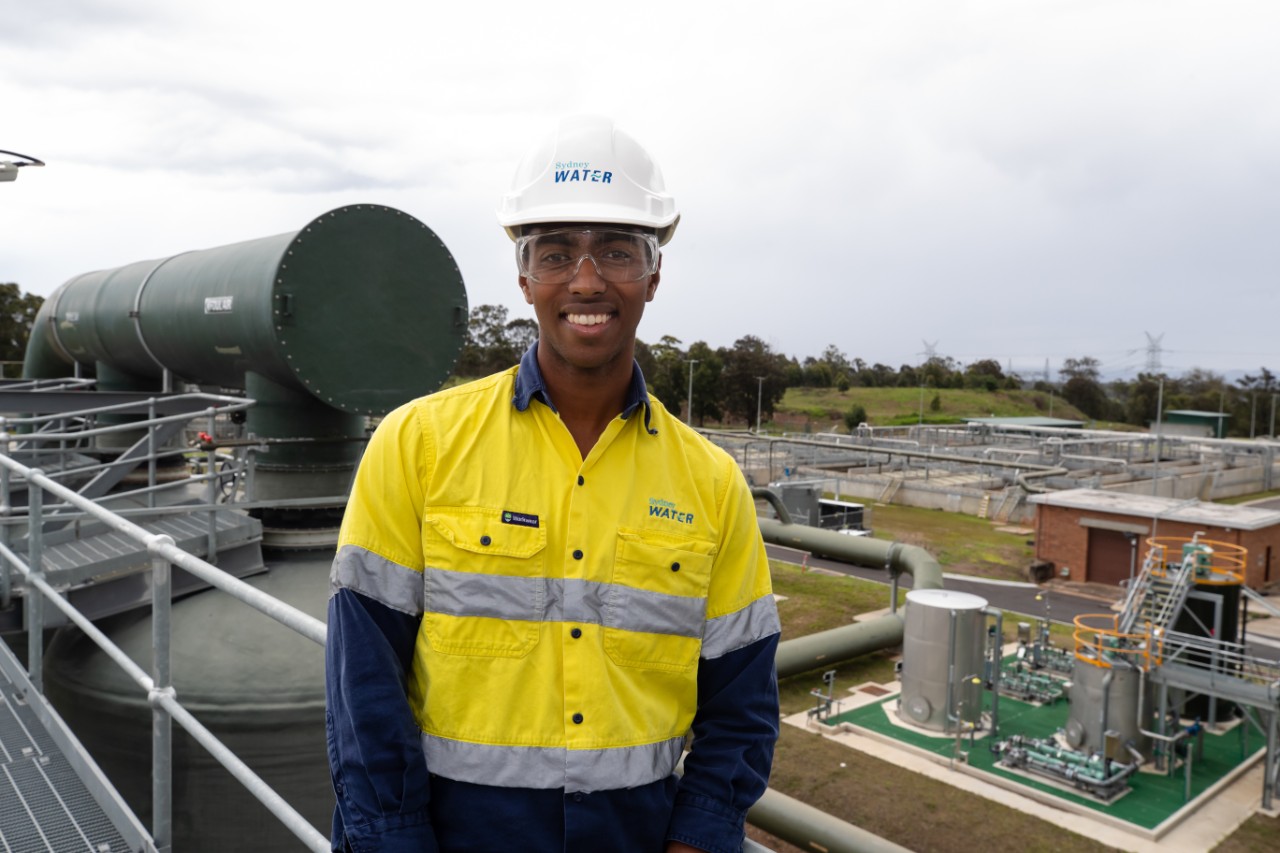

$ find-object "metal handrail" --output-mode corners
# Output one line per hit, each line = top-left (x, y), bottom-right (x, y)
(1072, 612), (1163, 671)
(0, 453), (329, 850)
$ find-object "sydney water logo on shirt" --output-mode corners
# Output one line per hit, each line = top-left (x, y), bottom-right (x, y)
(648, 497), (693, 525)
(553, 161), (613, 184)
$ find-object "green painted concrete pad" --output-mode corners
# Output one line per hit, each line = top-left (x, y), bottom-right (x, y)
(829, 691), (1260, 831)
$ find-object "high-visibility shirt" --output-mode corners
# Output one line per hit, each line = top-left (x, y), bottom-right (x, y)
(327, 347), (780, 853)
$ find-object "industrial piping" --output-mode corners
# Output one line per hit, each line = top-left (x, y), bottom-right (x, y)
(754, 488), (945, 679)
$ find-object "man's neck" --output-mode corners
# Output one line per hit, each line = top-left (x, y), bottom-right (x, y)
(537, 345), (634, 458)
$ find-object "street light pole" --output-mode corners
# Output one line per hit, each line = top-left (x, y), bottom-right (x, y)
(752, 376), (762, 432)
(685, 359), (699, 425)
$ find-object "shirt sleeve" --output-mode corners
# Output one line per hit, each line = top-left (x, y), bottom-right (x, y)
(325, 404), (438, 853)
(667, 459), (781, 853)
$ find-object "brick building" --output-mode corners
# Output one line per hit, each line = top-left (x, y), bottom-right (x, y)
(1029, 489), (1280, 590)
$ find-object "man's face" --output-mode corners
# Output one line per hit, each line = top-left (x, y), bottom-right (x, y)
(517, 225), (660, 376)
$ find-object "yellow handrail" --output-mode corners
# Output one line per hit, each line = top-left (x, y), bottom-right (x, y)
(1072, 613), (1164, 671)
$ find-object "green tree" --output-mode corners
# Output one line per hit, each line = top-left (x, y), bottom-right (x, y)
(1059, 356), (1109, 420)
(964, 359), (1004, 391)
(0, 283), (43, 374)
(453, 305), (541, 377)
(1125, 373), (1166, 427)
(644, 335), (689, 415)
(686, 341), (724, 426)
(719, 335), (787, 425)
(843, 404), (867, 432)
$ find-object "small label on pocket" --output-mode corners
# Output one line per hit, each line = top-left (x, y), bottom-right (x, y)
(502, 510), (539, 528)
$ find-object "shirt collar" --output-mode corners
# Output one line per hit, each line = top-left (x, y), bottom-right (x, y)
(512, 343), (656, 435)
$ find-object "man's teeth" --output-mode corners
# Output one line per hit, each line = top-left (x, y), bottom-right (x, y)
(567, 314), (609, 326)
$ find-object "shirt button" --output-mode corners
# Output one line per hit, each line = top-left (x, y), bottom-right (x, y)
(573, 793), (584, 803)
(480, 535), (491, 546)
(577, 475), (585, 486)
(573, 549), (583, 560)
(570, 627), (582, 639)
(671, 562), (680, 572)
(572, 713), (584, 724)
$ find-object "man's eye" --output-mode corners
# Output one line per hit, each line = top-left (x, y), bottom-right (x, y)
(538, 252), (573, 264)
(600, 249), (634, 262)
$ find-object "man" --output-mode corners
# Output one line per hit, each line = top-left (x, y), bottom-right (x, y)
(326, 115), (780, 853)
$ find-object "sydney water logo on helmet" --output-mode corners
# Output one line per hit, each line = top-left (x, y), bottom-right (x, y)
(553, 161), (613, 184)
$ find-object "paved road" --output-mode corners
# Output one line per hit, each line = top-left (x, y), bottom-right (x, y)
(765, 543), (1280, 662)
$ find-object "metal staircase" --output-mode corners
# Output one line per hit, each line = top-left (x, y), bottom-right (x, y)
(1116, 544), (1198, 637)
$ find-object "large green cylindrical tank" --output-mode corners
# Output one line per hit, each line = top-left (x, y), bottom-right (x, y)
(26, 204), (468, 417)
(43, 552), (332, 851)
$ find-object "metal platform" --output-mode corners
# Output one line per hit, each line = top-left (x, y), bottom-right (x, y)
(0, 639), (152, 853)
(1, 508), (265, 633)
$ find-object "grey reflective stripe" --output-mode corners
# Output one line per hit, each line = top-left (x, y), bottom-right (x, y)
(702, 595), (781, 660)
(426, 568), (541, 621)
(421, 733), (684, 793)
(425, 571), (704, 638)
(607, 584), (704, 639)
(330, 544), (423, 615)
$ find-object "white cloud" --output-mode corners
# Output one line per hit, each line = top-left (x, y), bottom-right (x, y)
(3, 0), (1278, 375)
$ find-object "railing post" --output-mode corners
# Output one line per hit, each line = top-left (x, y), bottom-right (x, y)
(150, 534), (176, 852)
(205, 408), (218, 566)
(1, 425), (11, 610)
(26, 469), (44, 691)
(148, 398), (158, 509)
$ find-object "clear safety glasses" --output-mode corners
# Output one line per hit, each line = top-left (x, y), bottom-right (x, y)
(516, 229), (659, 285)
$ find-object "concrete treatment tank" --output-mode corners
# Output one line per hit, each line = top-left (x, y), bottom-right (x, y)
(898, 588), (987, 731)
(1064, 662), (1152, 758)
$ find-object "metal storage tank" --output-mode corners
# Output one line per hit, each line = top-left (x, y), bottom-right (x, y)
(1174, 579), (1243, 721)
(1064, 662), (1151, 758)
(43, 552), (332, 850)
(898, 588), (988, 732)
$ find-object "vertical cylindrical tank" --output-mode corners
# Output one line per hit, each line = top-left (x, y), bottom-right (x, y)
(898, 588), (987, 731)
(1174, 580), (1243, 720)
(42, 552), (332, 850)
(1064, 662), (1151, 758)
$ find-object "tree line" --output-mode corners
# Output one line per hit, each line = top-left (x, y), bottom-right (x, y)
(457, 305), (1279, 437)
(2, 284), (1274, 439)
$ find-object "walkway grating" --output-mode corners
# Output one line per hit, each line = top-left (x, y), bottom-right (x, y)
(0, 641), (149, 852)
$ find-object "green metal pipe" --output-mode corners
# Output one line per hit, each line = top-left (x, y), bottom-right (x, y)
(760, 514), (944, 679)
(747, 786), (915, 853)
(24, 204), (467, 417)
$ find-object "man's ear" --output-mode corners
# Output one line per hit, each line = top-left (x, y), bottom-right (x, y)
(646, 254), (662, 302)
(518, 275), (534, 305)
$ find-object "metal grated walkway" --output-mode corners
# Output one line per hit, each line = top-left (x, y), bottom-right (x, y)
(0, 508), (264, 634)
(0, 641), (150, 853)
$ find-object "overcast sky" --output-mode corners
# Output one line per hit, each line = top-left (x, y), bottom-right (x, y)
(3, 0), (1277, 381)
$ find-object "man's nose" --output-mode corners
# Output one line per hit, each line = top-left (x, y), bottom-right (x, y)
(566, 254), (607, 292)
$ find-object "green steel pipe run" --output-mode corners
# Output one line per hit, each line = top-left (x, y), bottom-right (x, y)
(23, 204), (468, 417)
(756, 502), (944, 680)
(747, 787), (915, 853)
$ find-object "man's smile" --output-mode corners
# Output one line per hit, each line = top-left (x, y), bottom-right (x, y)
(565, 312), (612, 326)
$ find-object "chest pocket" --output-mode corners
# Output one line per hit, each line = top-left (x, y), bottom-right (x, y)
(421, 507), (547, 658)
(604, 530), (716, 673)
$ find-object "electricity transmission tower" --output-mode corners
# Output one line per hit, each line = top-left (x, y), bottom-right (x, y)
(1144, 332), (1164, 373)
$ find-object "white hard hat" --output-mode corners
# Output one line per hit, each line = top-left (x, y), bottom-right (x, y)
(497, 115), (679, 245)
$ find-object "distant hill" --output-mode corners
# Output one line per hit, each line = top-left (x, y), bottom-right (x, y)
(775, 386), (1092, 431)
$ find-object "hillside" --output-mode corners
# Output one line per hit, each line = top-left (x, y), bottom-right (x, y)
(775, 386), (1090, 431)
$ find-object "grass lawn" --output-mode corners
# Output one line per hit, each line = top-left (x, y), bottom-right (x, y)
(866, 502), (1036, 582)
